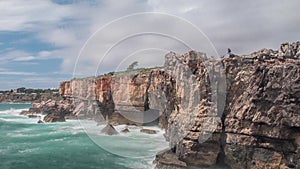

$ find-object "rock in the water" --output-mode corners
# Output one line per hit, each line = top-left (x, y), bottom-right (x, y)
(121, 126), (130, 133)
(43, 113), (65, 122)
(28, 114), (38, 118)
(101, 124), (119, 135)
(37, 119), (44, 123)
(20, 110), (30, 115)
(140, 128), (157, 134)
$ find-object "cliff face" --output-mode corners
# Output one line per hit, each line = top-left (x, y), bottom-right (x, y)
(223, 45), (300, 169)
(58, 70), (165, 125)
(28, 41), (300, 168)
(159, 51), (225, 167)
(155, 42), (300, 169)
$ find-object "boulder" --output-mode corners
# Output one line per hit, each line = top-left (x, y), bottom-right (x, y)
(140, 128), (157, 134)
(101, 124), (119, 135)
(43, 113), (65, 122)
(121, 126), (130, 133)
(37, 119), (44, 123)
(28, 114), (38, 118)
(20, 110), (30, 115)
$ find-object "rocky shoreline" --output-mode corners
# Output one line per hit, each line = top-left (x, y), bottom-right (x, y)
(18, 41), (300, 168)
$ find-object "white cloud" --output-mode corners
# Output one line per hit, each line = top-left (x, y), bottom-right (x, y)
(0, 71), (37, 75)
(0, 49), (60, 63)
(0, 0), (73, 31)
(0, 50), (30, 62)
(13, 56), (35, 61)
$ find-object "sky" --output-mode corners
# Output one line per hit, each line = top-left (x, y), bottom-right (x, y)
(0, 0), (299, 90)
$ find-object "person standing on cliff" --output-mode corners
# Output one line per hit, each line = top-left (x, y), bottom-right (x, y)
(221, 48), (232, 58)
(220, 48), (232, 67)
(227, 48), (232, 57)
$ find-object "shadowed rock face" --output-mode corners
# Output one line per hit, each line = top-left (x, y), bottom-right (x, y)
(24, 41), (300, 168)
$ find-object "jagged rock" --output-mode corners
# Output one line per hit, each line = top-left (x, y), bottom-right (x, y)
(43, 113), (65, 122)
(101, 124), (119, 135)
(140, 128), (157, 134)
(154, 149), (187, 169)
(121, 126), (130, 133)
(278, 41), (300, 58)
(37, 119), (44, 123)
(20, 110), (30, 115)
(20, 98), (73, 123)
(28, 114), (38, 118)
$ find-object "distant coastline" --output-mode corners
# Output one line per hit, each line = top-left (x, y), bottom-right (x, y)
(0, 88), (61, 103)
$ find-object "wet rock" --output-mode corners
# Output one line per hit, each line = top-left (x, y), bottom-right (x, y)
(43, 113), (65, 122)
(121, 126), (130, 133)
(101, 124), (119, 135)
(37, 119), (44, 123)
(28, 114), (38, 118)
(140, 128), (157, 134)
(20, 110), (30, 115)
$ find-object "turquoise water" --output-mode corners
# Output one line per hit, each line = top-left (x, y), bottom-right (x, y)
(0, 103), (168, 169)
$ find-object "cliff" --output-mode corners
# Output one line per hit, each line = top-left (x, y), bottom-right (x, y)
(59, 69), (165, 125)
(155, 41), (300, 169)
(24, 41), (300, 168)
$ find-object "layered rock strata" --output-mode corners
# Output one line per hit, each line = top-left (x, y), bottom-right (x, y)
(155, 42), (300, 169)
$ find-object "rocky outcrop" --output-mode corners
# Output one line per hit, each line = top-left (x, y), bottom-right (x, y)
(43, 113), (65, 122)
(58, 69), (165, 126)
(101, 124), (119, 135)
(21, 99), (73, 122)
(158, 51), (225, 167)
(222, 45), (300, 169)
(121, 126), (130, 133)
(140, 128), (157, 134)
(155, 42), (300, 169)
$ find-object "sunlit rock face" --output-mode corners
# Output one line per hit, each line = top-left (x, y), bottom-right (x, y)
(59, 69), (166, 126)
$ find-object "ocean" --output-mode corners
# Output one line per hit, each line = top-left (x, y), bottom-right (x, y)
(0, 103), (168, 169)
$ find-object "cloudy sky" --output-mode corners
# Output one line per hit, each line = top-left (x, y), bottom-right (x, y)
(0, 0), (299, 90)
